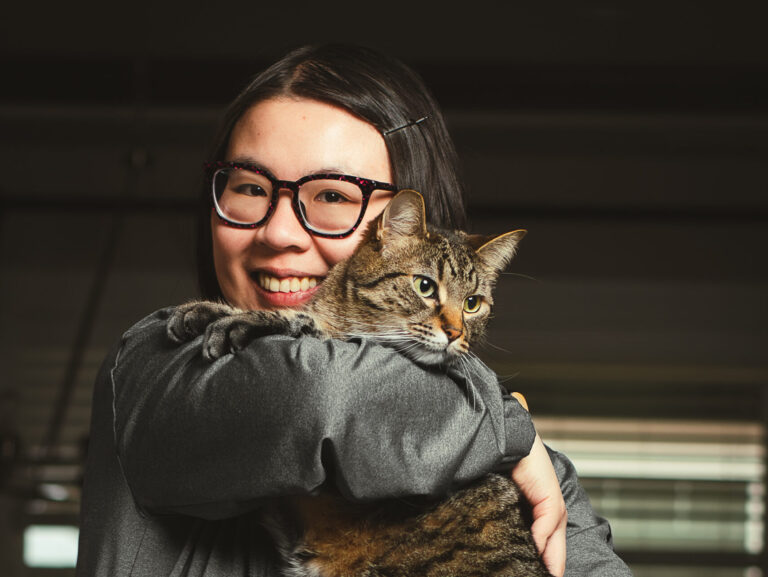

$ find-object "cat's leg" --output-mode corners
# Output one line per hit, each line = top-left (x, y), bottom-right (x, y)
(166, 300), (239, 344)
(203, 310), (324, 360)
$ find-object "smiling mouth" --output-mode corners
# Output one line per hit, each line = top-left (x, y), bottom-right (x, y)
(256, 272), (322, 293)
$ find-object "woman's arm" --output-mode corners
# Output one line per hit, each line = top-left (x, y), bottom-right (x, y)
(552, 448), (634, 576)
(513, 434), (568, 577)
(509, 394), (632, 577)
(112, 308), (536, 519)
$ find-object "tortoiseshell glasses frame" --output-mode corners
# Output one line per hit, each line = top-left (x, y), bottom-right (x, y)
(205, 161), (398, 239)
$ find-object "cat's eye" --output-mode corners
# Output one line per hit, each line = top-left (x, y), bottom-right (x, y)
(413, 276), (437, 298)
(464, 295), (482, 313)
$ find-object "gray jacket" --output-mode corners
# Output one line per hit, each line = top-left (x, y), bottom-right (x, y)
(76, 308), (632, 576)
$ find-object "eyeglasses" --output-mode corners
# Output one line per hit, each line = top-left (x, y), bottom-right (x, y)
(206, 161), (398, 238)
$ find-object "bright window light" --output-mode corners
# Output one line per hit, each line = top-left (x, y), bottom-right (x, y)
(23, 525), (79, 568)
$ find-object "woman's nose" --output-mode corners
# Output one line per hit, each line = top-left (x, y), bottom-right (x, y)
(255, 190), (312, 251)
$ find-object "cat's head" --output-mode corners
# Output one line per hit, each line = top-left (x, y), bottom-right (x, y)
(343, 189), (525, 366)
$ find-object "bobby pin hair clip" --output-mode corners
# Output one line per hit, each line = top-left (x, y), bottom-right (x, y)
(383, 116), (429, 136)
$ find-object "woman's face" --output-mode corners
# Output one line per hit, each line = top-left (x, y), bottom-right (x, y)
(212, 97), (394, 310)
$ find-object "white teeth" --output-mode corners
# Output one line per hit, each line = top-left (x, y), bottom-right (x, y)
(258, 273), (321, 293)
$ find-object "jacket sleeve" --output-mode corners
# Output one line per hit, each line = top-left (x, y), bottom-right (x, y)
(550, 448), (634, 576)
(111, 308), (536, 520)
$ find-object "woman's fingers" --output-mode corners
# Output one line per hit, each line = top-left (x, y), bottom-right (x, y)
(512, 434), (568, 577)
(531, 492), (567, 576)
(511, 391), (529, 410)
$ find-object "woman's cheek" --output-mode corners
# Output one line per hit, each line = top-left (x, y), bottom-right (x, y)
(316, 234), (365, 267)
(211, 216), (251, 305)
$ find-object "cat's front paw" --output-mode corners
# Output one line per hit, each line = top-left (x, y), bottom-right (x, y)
(201, 314), (260, 360)
(167, 300), (237, 344)
(200, 310), (324, 360)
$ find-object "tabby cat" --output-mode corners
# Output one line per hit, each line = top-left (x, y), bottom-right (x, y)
(168, 189), (552, 577)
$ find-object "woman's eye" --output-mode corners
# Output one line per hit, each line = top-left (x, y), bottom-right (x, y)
(464, 295), (482, 313)
(316, 190), (348, 203)
(413, 276), (437, 298)
(234, 184), (267, 197)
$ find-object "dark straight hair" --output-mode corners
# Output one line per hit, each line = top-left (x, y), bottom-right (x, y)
(197, 43), (467, 300)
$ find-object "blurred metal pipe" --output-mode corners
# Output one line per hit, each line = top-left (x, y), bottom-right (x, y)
(40, 211), (122, 455)
(40, 149), (150, 455)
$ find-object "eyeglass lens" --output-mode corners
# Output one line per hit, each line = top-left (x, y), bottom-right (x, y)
(213, 168), (367, 234)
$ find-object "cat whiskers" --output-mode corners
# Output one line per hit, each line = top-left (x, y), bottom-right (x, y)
(463, 342), (521, 387)
(478, 339), (515, 357)
(313, 309), (427, 357)
(350, 331), (415, 346)
(462, 350), (521, 403)
(361, 331), (427, 357)
(452, 354), (480, 411)
(335, 322), (417, 351)
(313, 309), (407, 335)
(500, 271), (540, 282)
(496, 371), (522, 386)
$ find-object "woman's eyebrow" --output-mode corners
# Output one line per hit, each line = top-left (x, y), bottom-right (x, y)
(228, 156), (270, 171)
(306, 167), (349, 176)
(228, 158), (353, 177)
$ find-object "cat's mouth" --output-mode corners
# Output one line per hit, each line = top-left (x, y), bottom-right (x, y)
(253, 271), (323, 294)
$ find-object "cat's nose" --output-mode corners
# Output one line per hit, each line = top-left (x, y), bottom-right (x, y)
(442, 324), (463, 343)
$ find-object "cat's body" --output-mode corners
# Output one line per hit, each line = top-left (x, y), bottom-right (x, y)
(168, 190), (552, 577)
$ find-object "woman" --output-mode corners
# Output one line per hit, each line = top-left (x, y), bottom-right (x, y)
(76, 44), (631, 576)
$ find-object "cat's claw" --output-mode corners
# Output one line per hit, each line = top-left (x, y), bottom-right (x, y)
(201, 322), (229, 361)
(200, 311), (322, 361)
(170, 303), (324, 361)
(167, 301), (236, 344)
(201, 315), (260, 361)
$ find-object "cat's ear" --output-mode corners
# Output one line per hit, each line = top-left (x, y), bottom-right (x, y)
(376, 189), (428, 241)
(474, 229), (527, 275)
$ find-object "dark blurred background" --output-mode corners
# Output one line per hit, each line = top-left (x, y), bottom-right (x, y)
(1, 2), (767, 575)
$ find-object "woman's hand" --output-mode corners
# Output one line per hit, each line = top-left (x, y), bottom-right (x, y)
(511, 400), (567, 577)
